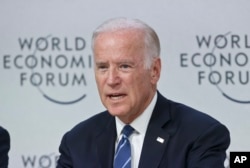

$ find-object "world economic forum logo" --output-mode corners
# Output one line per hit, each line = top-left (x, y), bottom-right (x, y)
(179, 32), (250, 104)
(3, 35), (93, 105)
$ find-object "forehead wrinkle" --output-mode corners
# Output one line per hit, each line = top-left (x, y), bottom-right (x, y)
(96, 29), (145, 49)
(94, 29), (145, 64)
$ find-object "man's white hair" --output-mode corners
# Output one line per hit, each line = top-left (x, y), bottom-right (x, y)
(92, 17), (161, 69)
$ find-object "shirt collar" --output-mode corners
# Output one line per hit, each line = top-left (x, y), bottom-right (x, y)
(115, 92), (158, 137)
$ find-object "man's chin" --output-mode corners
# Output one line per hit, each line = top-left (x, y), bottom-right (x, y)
(107, 108), (128, 118)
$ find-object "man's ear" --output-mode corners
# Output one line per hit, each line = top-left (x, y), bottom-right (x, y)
(151, 57), (161, 84)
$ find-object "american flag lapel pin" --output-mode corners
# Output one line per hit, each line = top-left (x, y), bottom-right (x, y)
(156, 137), (164, 143)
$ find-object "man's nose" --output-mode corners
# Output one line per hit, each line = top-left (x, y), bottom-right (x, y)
(107, 68), (121, 86)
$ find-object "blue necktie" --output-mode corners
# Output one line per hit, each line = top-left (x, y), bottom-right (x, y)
(114, 125), (134, 168)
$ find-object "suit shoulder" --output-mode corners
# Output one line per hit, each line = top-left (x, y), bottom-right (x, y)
(63, 111), (113, 139)
(0, 126), (10, 140)
(157, 93), (224, 128)
(159, 96), (230, 140)
(171, 100), (220, 125)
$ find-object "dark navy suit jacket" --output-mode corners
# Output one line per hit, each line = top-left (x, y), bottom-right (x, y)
(57, 92), (230, 168)
(0, 126), (10, 168)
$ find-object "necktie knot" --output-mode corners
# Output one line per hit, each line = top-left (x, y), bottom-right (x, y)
(122, 125), (134, 138)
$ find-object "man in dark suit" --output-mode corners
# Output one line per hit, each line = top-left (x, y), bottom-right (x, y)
(0, 126), (10, 168)
(57, 17), (230, 168)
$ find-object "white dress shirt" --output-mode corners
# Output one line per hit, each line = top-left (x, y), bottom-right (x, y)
(115, 92), (157, 168)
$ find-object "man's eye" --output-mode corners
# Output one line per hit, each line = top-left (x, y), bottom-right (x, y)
(120, 64), (130, 69)
(97, 65), (108, 70)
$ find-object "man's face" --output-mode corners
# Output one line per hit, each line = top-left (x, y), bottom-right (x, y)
(93, 30), (160, 123)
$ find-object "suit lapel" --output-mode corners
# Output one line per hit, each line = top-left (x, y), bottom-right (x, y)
(139, 92), (172, 168)
(95, 113), (116, 168)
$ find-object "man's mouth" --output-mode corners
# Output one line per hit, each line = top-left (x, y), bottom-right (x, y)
(108, 94), (126, 100)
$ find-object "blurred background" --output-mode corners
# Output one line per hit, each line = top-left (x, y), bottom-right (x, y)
(1, 0), (249, 167)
